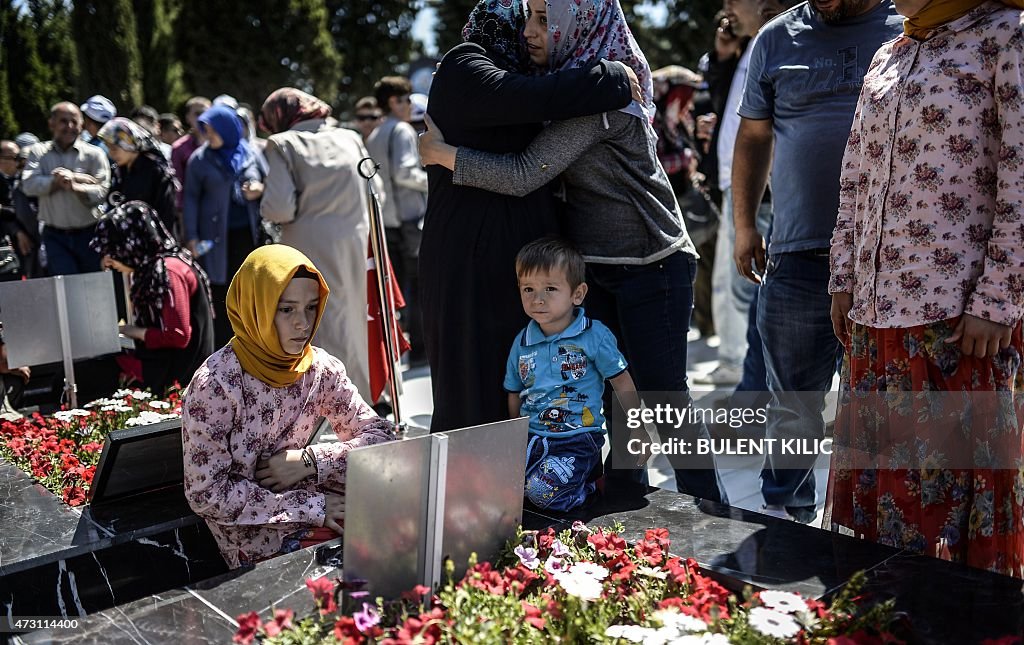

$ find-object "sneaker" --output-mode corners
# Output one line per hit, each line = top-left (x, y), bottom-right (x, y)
(694, 364), (743, 386)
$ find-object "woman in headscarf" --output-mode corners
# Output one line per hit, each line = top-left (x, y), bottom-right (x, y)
(258, 88), (383, 401)
(97, 117), (178, 234)
(419, 0), (637, 437)
(826, 0), (1024, 575)
(90, 201), (214, 393)
(183, 104), (268, 348)
(419, 0), (725, 504)
(182, 244), (394, 569)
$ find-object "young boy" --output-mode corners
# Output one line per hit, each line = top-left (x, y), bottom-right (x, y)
(504, 238), (637, 511)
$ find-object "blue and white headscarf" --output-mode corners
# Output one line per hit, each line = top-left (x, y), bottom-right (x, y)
(462, 0), (530, 72)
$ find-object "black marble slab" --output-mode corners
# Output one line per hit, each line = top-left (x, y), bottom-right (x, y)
(0, 522), (227, 619)
(526, 485), (904, 599)
(824, 552), (1024, 644)
(16, 538), (343, 644)
(0, 462), (204, 578)
(14, 486), (1024, 644)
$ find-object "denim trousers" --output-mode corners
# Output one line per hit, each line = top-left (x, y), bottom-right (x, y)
(586, 251), (725, 503)
(42, 225), (100, 275)
(756, 251), (842, 512)
(524, 432), (604, 512)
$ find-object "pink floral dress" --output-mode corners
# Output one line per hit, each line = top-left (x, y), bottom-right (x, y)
(182, 345), (394, 568)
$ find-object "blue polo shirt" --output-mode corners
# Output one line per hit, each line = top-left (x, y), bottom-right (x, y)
(504, 308), (628, 438)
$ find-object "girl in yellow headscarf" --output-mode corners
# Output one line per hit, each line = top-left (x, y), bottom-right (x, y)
(181, 244), (394, 568)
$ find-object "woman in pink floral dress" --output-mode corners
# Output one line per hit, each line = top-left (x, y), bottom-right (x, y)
(182, 244), (394, 568)
(826, 0), (1024, 576)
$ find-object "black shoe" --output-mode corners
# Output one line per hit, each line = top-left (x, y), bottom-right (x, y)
(785, 506), (818, 525)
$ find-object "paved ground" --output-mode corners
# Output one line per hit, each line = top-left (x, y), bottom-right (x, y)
(373, 330), (837, 528)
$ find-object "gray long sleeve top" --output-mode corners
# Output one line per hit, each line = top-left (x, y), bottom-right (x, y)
(453, 110), (696, 265)
(20, 140), (110, 230)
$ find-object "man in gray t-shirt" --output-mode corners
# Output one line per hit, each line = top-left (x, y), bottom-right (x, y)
(730, 0), (902, 523)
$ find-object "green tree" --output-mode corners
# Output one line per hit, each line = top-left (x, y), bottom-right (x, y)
(428, 0), (477, 56)
(0, 3), (18, 138)
(2, 0), (54, 135)
(25, 0), (79, 104)
(73, 0), (144, 111)
(176, 0), (341, 112)
(134, 0), (186, 112)
(326, 0), (416, 112)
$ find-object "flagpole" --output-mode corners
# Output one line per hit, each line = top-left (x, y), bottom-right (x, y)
(358, 157), (406, 435)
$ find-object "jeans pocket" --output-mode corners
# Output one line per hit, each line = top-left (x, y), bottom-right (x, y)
(765, 254), (785, 279)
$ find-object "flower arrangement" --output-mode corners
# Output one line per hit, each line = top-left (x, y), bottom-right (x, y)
(0, 387), (182, 506)
(233, 522), (905, 644)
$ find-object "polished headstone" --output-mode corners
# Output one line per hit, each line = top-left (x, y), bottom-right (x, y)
(16, 538), (343, 644)
(525, 485), (903, 598)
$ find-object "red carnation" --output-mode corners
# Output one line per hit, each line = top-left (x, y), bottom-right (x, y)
(305, 576), (338, 613)
(262, 608), (293, 637)
(232, 611), (261, 644)
(333, 615), (364, 644)
(521, 601), (546, 630)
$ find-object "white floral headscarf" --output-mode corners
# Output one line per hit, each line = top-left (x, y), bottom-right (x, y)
(545, 0), (653, 120)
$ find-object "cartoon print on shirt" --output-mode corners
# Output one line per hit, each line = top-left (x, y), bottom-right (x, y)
(518, 352), (537, 387)
(558, 344), (587, 380)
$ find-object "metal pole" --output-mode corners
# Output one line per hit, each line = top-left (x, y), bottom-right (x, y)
(53, 276), (77, 409)
(358, 158), (406, 433)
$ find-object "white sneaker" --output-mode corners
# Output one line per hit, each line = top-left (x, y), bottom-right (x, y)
(694, 364), (743, 386)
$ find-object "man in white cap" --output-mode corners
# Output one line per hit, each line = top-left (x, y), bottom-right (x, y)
(79, 95), (116, 153)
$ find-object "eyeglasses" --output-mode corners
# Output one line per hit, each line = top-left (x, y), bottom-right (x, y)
(355, 114), (381, 122)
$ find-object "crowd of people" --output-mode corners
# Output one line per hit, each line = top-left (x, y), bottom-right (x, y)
(0, 0), (1021, 577)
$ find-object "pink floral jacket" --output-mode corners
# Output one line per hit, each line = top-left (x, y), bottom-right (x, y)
(182, 345), (394, 568)
(829, 3), (1024, 328)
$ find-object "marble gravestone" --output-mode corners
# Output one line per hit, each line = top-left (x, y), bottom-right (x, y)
(0, 420), (228, 628)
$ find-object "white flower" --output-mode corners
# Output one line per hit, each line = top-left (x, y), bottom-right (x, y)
(545, 555), (569, 575)
(640, 626), (677, 645)
(72, 409), (91, 417)
(551, 538), (570, 557)
(653, 609), (706, 633)
(101, 403), (135, 413)
(52, 411), (77, 423)
(759, 590), (807, 614)
(514, 545), (540, 570)
(748, 606), (801, 639)
(605, 624), (654, 642)
(113, 389), (136, 398)
(129, 390), (153, 400)
(554, 571), (603, 601)
(667, 634), (730, 645)
(637, 565), (669, 580)
(568, 562), (608, 581)
(147, 400), (171, 409)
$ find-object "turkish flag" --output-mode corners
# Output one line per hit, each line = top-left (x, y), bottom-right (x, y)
(367, 246), (410, 404)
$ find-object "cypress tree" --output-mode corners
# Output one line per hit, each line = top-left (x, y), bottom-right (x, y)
(326, 0), (416, 111)
(134, 0), (186, 112)
(0, 3), (18, 138)
(72, 0), (144, 111)
(428, 0), (477, 56)
(2, 0), (54, 136)
(26, 0), (79, 103)
(176, 0), (341, 110)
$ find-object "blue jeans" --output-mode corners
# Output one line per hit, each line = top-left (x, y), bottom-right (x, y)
(757, 251), (841, 512)
(586, 252), (725, 503)
(42, 225), (101, 275)
(525, 432), (604, 512)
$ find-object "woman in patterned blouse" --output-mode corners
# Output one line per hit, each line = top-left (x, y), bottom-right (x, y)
(827, 0), (1024, 576)
(181, 244), (394, 568)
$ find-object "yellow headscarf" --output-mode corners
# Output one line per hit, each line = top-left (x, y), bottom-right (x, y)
(226, 245), (330, 388)
(904, 0), (1024, 39)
